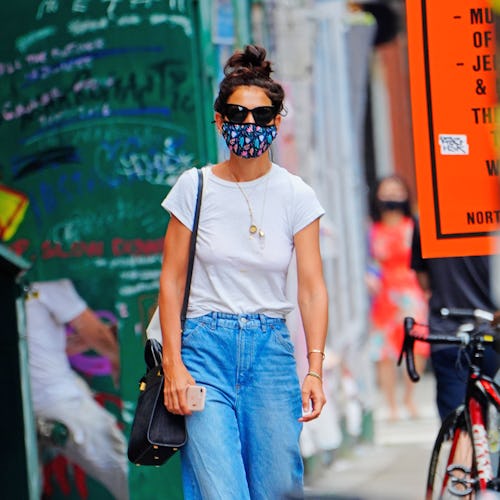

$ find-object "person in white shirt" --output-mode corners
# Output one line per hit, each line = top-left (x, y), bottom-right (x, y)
(25, 279), (128, 500)
(158, 45), (329, 499)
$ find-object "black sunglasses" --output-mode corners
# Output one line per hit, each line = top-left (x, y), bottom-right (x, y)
(222, 104), (277, 126)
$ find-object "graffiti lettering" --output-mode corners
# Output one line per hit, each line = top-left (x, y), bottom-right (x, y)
(119, 281), (160, 296)
(15, 26), (57, 54)
(51, 38), (105, 59)
(130, 0), (162, 8)
(95, 136), (192, 187)
(149, 13), (192, 35)
(10, 239), (31, 256)
(0, 59), (23, 77)
(150, 59), (194, 112)
(25, 52), (47, 64)
(36, 0), (59, 20)
(116, 14), (142, 26)
(1, 54), (194, 129)
(2, 87), (62, 123)
(120, 137), (192, 183)
(0, 38), (105, 80)
(68, 17), (109, 36)
(34, 0), (183, 21)
(25, 56), (93, 82)
(120, 269), (161, 280)
(111, 237), (163, 256)
(68, 12), (190, 36)
(41, 240), (104, 259)
(72, 0), (90, 14)
(39, 103), (111, 128)
(94, 254), (162, 269)
(112, 71), (153, 109)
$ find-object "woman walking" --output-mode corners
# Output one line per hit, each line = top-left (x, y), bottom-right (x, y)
(158, 45), (328, 499)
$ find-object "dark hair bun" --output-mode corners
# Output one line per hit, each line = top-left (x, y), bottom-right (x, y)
(214, 44), (284, 114)
(224, 45), (272, 79)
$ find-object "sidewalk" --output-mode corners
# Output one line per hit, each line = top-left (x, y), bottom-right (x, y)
(304, 372), (440, 499)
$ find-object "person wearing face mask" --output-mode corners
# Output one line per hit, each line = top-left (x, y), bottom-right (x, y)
(411, 222), (499, 422)
(157, 45), (328, 499)
(366, 175), (429, 421)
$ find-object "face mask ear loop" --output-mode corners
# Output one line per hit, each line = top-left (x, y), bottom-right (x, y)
(268, 121), (279, 162)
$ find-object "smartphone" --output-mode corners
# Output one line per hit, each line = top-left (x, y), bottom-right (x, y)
(186, 385), (206, 412)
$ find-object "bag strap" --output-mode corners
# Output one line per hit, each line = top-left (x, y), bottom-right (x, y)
(180, 168), (203, 328)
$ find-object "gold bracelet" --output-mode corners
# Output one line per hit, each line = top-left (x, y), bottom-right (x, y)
(307, 349), (325, 360)
(306, 370), (322, 382)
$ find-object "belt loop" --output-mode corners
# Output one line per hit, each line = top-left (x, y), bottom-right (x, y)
(259, 314), (267, 332)
(210, 312), (217, 330)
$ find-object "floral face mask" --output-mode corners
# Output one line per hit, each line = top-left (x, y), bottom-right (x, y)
(221, 122), (277, 158)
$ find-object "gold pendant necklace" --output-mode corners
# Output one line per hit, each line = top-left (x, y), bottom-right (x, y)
(231, 171), (270, 241)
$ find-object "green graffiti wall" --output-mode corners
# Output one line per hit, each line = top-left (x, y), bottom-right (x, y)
(0, 0), (215, 498)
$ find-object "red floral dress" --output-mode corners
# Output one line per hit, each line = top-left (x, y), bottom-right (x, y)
(368, 217), (429, 361)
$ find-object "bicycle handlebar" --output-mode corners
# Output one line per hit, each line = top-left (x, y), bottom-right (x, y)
(398, 308), (499, 383)
(397, 317), (420, 382)
(440, 307), (494, 322)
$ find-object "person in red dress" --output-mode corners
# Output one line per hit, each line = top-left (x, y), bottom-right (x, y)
(367, 175), (429, 420)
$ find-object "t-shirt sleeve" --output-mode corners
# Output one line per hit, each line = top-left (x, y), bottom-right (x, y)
(161, 167), (199, 229)
(291, 177), (325, 235)
(39, 279), (87, 324)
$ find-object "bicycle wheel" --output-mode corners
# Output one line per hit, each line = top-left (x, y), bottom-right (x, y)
(426, 406), (476, 500)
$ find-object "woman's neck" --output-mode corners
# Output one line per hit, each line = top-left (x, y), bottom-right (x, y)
(214, 155), (272, 182)
(380, 211), (406, 226)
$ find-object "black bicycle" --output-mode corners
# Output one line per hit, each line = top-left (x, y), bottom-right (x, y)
(398, 307), (500, 499)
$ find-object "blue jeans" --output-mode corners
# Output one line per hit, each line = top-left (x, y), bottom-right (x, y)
(180, 312), (304, 500)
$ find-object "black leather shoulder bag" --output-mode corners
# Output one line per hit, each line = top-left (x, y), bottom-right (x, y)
(127, 168), (203, 466)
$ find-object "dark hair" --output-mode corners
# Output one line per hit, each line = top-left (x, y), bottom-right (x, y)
(214, 45), (285, 115)
(369, 174), (413, 222)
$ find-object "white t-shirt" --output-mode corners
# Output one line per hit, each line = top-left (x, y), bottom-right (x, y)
(25, 279), (88, 411)
(162, 164), (325, 318)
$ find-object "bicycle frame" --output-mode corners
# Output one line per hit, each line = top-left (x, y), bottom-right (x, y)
(429, 366), (500, 497)
(400, 310), (500, 497)
(468, 374), (500, 488)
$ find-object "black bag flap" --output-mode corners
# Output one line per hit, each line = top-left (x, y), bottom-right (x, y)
(147, 374), (186, 447)
(142, 366), (186, 447)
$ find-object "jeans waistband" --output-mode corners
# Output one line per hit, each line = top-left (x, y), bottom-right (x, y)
(189, 312), (285, 331)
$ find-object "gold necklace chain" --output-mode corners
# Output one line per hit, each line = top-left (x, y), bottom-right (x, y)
(231, 171), (270, 240)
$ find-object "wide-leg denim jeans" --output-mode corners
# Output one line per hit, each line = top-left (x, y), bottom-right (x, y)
(180, 312), (304, 500)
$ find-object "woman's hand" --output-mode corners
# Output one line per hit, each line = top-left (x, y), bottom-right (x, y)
(163, 361), (196, 416)
(298, 374), (326, 422)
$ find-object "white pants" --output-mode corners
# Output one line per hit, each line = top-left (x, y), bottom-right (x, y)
(37, 377), (128, 500)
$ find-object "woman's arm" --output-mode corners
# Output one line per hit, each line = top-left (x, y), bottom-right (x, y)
(159, 215), (196, 415)
(294, 218), (328, 422)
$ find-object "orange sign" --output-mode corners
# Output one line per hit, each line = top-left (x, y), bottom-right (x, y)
(406, 0), (499, 257)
